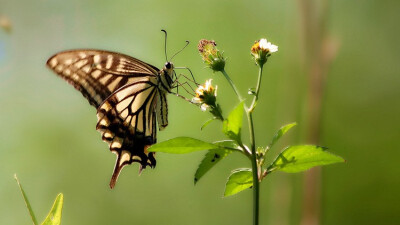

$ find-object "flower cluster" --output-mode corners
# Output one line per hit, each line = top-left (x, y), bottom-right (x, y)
(195, 37), (278, 118)
(198, 39), (225, 72)
(251, 39), (278, 66)
(153, 34), (343, 225)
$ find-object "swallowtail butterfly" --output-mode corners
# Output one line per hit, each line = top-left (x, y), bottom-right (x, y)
(46, 35), (190, 188)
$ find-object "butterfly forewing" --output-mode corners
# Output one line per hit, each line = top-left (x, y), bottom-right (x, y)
(47, 49), (168, 189)
(46, 50), (159, 108)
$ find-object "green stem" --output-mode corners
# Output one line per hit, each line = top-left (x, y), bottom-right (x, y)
(247, 65), (264, 225)
(250, 65), (264, 111)
(220, 67), (264, 225)
(247, 111), (260, 225)
(211, 104), (224, 121)
(219, 70), (251, 157)
(221, 69), (244, 102)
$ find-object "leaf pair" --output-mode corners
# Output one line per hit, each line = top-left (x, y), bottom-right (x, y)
(149, 109), (345, 198)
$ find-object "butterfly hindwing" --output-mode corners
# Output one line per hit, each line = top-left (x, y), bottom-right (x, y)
(96, 78), (159, 188)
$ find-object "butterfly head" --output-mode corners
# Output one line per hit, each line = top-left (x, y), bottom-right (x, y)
(158, 61), (175, 90)
(160, 30), (190, 90)
(163, 61), (175, 79)
(164, 61), (174, 71)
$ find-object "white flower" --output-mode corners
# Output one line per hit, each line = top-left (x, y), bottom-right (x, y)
(251, 38), (278, 66)
(259, 39), (278, 53)
(200, 104), (208, 111)
(192, 79), (217, 111)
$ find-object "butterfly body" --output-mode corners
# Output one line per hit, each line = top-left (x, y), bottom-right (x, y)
(47, 49), (174, 188)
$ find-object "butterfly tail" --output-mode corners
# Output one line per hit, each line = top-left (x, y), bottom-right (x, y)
(109, 149), (156, 189)
(110, 164), (123, 189)
(109, 150), (132, 189)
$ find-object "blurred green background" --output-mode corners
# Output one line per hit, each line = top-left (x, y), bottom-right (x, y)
(1, 0), (399, 224)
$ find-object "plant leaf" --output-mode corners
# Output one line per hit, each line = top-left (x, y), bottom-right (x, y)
(200, 118), (217, 130)
(194, 148), (233, 184)
(41, 193), (64, 225)
(222, 102), (244, 144)
(224, 168), (253, 197)
(268, 145), (345, 173)
(148, 137), (219, 154)
(194, 140), (242, 184)
(14, 174), (38, 225)
(268, 122), (297, 149)
(213, 140), (241, 150)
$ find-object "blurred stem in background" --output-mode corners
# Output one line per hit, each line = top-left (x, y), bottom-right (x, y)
(0, 15), (12, 33)
(297, 0), (339, 224)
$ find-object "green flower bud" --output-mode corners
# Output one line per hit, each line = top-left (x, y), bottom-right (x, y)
(198, 39), (226, 72)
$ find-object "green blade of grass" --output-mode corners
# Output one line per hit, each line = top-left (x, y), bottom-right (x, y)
(14, 174), (38, 225)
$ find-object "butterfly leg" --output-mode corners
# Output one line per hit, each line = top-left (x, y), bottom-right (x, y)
(172, 72), (198, 94)
(174, 67), (199, 85)
(170, 91), (199, 105)
(173, 80), (197, 96)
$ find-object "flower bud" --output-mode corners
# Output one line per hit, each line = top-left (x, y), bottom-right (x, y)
(198, 39), (226, 72)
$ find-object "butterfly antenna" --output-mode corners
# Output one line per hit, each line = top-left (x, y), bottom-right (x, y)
(161, 29), (168, 61)
(169, 40), (190, 61)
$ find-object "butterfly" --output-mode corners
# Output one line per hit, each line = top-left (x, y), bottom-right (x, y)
(46, 37), (193, 188)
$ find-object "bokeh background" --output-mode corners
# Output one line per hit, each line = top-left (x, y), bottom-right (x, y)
(1, 0), (399, 224)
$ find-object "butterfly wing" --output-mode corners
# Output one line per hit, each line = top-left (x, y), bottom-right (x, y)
(97, 79), (160, 188)
(46, 49), (159, 107)
(47, 50), (163, 188)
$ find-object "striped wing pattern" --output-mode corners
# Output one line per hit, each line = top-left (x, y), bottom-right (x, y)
(47, 50), (166, 188)
(96, 79), (160, 188)
(46, 50), (158, 108)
